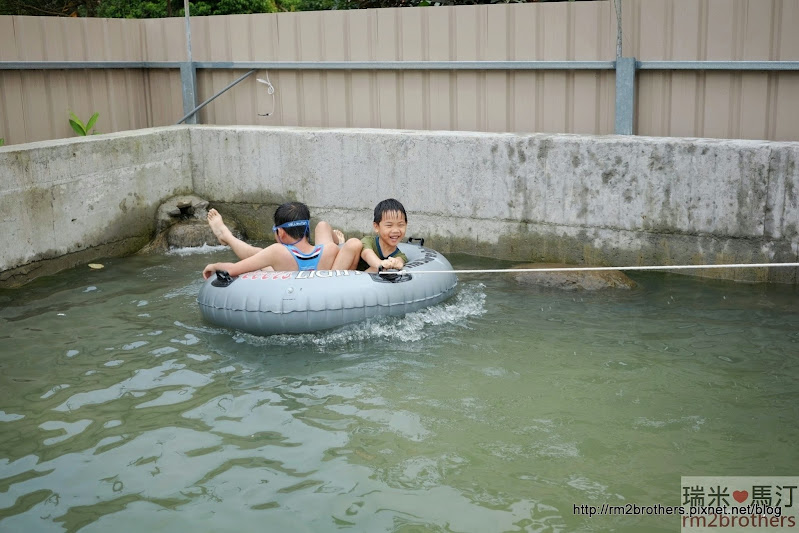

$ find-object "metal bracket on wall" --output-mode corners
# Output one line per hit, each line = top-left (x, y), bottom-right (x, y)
(614, 57), (636, 136)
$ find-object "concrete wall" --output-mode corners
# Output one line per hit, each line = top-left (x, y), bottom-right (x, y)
(0, 127), (193, 287)
(190, 126), (799, 283)
(1, 125), (797, 286)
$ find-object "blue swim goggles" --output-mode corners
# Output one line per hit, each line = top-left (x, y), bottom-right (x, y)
(272, 219), (310, 245)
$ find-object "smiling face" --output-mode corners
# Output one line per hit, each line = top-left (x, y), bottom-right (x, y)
(373, 210), (407, 253)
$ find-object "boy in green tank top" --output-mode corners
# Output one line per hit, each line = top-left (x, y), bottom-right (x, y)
(333, 198), (409, 272)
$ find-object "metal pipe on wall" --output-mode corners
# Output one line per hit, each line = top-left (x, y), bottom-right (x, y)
(615, 0), (623, 60)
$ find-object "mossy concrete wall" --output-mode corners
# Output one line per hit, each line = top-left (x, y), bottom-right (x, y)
(0, 127), (193, 287)
(1, 125), (797, 286)
(191, 126), (799, 284)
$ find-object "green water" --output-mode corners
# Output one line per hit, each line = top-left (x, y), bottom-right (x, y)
(0, 247), (797, 532)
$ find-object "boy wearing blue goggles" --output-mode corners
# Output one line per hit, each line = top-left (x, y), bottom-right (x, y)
(202, 202), (344, 279)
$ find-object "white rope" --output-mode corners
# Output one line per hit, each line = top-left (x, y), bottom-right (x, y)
(257, 72), (275, 117)
(386, 262), (799, 276)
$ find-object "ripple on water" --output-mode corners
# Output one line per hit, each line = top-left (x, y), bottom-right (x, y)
(566, 475), (625, 501)
(0, 411), (25, 422)
(633, 415), (706, 432)
(327, 405), (431, 442)
(39, 420), (93, 446)
(51, 360), (213, 412)
(149, 346), (179, 357)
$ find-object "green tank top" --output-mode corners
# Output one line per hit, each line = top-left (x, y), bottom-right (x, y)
(357, 236), (409, 271)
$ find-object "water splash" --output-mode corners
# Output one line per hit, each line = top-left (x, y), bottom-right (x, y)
(166, 244), (228, 256)
(233, 283), (487, 347)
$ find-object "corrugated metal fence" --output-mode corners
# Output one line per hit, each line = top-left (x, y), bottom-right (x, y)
(1, 0), (798, 145)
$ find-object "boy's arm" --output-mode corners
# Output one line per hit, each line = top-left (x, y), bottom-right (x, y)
(203, 262), (229, 279)
(361, 248), (401, 270)
(360, 248), (386, 270)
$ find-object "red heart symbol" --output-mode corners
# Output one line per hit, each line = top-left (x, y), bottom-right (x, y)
(733, 490), (748, 503)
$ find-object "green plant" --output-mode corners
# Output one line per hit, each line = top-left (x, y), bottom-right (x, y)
(0, 138), (4, 147)
(69, 112), (99, 136)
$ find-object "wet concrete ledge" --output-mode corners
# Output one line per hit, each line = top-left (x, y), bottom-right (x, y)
(0, 127), (194, 287)
(1, 125), (797, 287)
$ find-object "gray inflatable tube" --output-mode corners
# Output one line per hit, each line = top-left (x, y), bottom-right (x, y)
(197, 242), (458, 335)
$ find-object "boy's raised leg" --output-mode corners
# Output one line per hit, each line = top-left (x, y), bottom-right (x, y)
(314, 220), (338, 246)
(332, 238), (363, 270)
(313, 220), (347, 270)
(207, 208), (262, 260)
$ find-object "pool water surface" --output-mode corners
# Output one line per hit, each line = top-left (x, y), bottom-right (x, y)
(0, 247), (797, 532)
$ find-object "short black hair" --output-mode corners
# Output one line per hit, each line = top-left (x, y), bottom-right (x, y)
(274, 202), (311, 239)
(373, 198), (407, 224)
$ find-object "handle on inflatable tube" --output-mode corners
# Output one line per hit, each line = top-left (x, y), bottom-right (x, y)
(375, 267), (413, 283)
(407, 237), (425, 247)
(377, 266), (399, 281)
(212, 270), (235, 287)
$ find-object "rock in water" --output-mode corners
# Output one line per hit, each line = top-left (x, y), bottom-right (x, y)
(513, 263), (637, 290)
(167, 221), (218, 248)
(138, 195), (241, 254)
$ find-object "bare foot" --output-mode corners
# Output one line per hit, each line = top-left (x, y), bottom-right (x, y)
(333, 229), (345, 245)
(207, 208), (233, 246)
